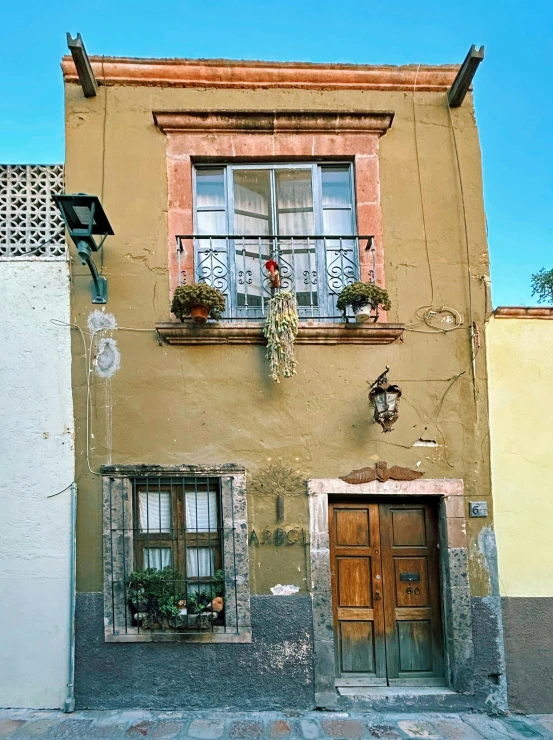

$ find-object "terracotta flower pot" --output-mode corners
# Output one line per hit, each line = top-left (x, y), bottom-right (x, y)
(190, 304), (209, 323)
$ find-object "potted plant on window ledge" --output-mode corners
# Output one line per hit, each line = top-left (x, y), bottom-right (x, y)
(171, 283), (226, 323)
(336, 281), (391, 323)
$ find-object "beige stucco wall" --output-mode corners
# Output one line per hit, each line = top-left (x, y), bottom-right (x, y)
(64, 73), (493, 596)
(488, 316), (553, 597)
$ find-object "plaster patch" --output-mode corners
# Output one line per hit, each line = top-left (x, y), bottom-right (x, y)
(413, 438), (438, 447)
(94, 338), (121, 378)
(270, 584), (300, 596)
(88, 310), (117, 333)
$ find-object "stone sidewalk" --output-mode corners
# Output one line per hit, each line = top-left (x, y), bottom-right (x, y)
(0, 710), (552, 739)
(0, 709), (553, 740)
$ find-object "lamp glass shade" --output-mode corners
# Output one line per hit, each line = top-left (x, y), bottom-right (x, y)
(373, 391), (387, 414)
(386, 392), (398, 411)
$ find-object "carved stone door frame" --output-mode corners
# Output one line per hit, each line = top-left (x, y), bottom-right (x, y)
(308, 477), (474, 708)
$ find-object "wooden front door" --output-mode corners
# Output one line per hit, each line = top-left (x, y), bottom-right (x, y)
(329, 500), (444, 686)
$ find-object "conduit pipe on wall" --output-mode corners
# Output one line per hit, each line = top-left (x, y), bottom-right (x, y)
(63, 482), (77, 713)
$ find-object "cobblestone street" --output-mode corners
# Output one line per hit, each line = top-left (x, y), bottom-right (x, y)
(0, 710), (552, 739)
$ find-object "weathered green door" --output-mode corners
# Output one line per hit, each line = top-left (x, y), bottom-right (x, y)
(329, 500), (444, 687)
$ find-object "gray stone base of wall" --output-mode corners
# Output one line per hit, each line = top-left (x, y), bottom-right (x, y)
(75, 593), (315, 710)
(502, 596), (553, 714)
(75, 593), (509, 712)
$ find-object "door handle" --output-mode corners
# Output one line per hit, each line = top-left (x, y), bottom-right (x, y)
(374, 592), (381, 600)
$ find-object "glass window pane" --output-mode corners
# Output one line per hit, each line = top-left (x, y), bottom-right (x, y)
(323, 208), (354, 236)
(196, 210), (226, 236)
(144, 548), (172, 570)
(186, 548), (215, 577)
(275, 170), (314, 236)
(234, 170), (272, 235)
(196, 169), (225, 208)
(139, 491), (171, 533)
(321, 166), (352, 208)
(185, 490), (218, 532)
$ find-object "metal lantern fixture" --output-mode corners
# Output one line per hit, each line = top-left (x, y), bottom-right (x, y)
(368, 366), (402, 432)
(53, 193), (114, 304)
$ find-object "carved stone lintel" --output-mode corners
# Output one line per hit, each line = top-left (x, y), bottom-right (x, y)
(340, 461), (424, 484)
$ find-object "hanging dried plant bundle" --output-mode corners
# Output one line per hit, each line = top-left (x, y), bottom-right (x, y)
(264, 291), (299, 382)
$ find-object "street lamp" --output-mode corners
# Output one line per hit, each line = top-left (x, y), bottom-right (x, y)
(368, 366), (402, 432)
(53, 193), (113, 304)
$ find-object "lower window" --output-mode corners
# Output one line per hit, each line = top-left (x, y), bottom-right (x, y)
(102, 466), (251, 643)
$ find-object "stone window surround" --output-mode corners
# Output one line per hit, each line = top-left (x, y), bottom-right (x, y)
(308, 477), (474, 708)
(153, 109), (393, 304)
(101, 464), (251, 643)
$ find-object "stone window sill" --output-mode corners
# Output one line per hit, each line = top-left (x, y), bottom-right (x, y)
(155, 321), (404, 346)
(105, 627), (252, 644)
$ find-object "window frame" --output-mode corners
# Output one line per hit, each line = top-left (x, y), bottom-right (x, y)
(133, 477), (223, 591)
(101, 465), (251, 643)
(192, 162), (359, 319)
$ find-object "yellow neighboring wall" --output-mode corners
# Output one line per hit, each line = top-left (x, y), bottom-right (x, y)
(488, 312), (553, 597)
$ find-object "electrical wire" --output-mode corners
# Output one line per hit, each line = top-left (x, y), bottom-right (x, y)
(11, 231), (65, 258)
(446, 102), (478, 412)
(100, 55), (108, 272)
(412, 64), (435, 306)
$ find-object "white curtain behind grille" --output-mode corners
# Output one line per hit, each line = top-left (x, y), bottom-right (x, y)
(185, 490), (218, 532)
(139, 491), (171, 533)
(186, 547), (215, 592)
(144, 548), (172, 570)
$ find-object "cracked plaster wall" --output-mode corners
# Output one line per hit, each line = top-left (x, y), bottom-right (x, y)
(65, 79), (495, 601)
(0, 261), (74, 708)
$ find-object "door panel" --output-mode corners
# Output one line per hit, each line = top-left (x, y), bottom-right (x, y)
(340, 621), (376, 673)
(380, 503), (444, 683)
(329, 500), (444, 687)
(329, 503), (386, 684)
(337, 557), (372, 607)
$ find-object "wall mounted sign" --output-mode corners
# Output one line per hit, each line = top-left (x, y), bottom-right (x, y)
(249, 527), (309, 546)
(249, 463), (306, 522)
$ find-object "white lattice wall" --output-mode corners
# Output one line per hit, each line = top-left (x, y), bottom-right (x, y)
(0, 165), (66, 258)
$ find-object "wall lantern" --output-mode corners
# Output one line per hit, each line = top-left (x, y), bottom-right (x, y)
(368, 366), (402, 432)
(53, 193), (114, 304)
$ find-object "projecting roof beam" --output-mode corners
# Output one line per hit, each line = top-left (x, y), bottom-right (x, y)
(66, 32), (98, 98)
(447, 45), (485, 108)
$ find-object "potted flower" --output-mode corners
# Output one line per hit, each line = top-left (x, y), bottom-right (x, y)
(171, 283), (226, 323)
(336, 281), (391, 323)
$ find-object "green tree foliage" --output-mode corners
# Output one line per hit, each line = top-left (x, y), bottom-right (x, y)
(531, 269), (553, 305)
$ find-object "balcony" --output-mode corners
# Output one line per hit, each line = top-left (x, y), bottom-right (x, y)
(177, 234), (374, 320)
(156, 234), (404, 346)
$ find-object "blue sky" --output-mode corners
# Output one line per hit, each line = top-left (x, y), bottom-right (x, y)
(2, 0), (551, 306)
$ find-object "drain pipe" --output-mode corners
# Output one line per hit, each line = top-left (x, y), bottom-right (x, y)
(63, 482), (77, 713)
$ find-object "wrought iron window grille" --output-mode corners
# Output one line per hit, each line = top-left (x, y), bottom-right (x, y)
(176, 234), (375, 320)
(104, 473), (249, 640)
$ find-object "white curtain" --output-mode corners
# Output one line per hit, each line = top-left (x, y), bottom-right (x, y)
(144, 547), (172, 570)
(139, 491), (171, 533)
(275, 170), (315, 304)
(185, 490), (218, 532)
(186, 547), (215, 593)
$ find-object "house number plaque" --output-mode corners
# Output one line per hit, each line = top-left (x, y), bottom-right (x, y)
(249, 527), (309, 546)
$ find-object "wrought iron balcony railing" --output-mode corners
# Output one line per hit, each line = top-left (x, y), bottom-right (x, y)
(176, 234), (374, 319)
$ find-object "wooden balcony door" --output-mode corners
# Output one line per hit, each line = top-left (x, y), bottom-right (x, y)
(329, 500), (444, 687)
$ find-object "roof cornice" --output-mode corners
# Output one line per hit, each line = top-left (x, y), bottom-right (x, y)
(61, 56), (459, 91)
(153, 109), (394, 136)
(494, 307), (553, 319)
